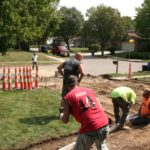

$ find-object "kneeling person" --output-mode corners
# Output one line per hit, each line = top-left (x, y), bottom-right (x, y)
(129, 88), (150, 125)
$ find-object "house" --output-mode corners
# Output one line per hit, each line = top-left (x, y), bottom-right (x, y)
(121, 30), (146, 52)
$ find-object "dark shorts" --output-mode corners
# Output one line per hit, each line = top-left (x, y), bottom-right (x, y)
(61, 85), (69, 99)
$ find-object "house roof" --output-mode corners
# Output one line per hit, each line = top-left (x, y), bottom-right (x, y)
(127, 32), (143, 39)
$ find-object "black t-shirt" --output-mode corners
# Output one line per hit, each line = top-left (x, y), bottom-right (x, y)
(63, 59), (81, 85)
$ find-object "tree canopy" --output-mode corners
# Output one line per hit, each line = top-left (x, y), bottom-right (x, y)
(56, 7), (84, 50)
(135, 0), (150, 38)
(0, 0), (60, 55)
(83, 5), (124, 55)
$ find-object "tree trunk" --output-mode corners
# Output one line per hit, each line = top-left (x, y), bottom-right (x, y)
(66, 42), (70, 51)
(20, 41), (30, 51)
(101, 49), (104, 56)
(101, 42), (106, 56)
(64, 36), (71, 51)
(15, 37), (21, 49)
(1, 49), (7, 56)
(0, 36), (7, 55)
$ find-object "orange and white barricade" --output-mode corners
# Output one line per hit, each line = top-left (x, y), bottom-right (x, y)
(29, 67), (33, 89)
(8, 66), (12, 91)
(35, 70), (39, 88)
(19, 67), (24, 89)
(15, 66), (19, 89)
(23, 67), (28, 89)
(128, 62), (131, 78)
(2, 66), (7, 90)
(26, 66), (32, 90)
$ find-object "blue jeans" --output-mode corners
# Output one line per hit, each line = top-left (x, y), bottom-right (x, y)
(74, 125), (109, 150)
(130, 115), (150, 125)
(112, 98), (131, 127)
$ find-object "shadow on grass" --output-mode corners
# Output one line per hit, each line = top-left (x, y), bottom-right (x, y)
(19, 115), (59, 125)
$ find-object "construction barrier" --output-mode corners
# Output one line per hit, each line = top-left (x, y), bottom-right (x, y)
(128, 62), (131, 78)
(15, 66), (19, 89)
(2, 66), (6, 90)
(1, 65), (36, 91)
(23, 67), (28, 89)
(27, 66), (32, 90)
(35, 70), (39, 88)
(8, 66), (12, 91)
(29, 67), (33, 89)
(19, 67), (24, 90)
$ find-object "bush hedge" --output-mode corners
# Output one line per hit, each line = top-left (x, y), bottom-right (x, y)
(126, 52), (150, 59)
(88, 43), (101, 52)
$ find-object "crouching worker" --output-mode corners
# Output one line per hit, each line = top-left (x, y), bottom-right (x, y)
(111, 86), (136, 129)
(128, 88), (150, 125)
(61, 75), (109, 150)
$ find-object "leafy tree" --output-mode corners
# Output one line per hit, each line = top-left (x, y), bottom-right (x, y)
(82, 20), (97, 46)
(15, 0), (60, 50)
(0, 0), (60, 55)
(85, 7), (97, 18)
(41, 11), (62, 45)
(135, 0), (150, 38)
(56, 7), (84, 50)
(0, 0), (17, 55)
(121, 16), (134, 31)
(84, 5), (124, 56)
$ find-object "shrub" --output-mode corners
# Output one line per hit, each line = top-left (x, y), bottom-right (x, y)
(88, 43), (101, 52)
(126, 52), (150, 59)
(108, 47), (116, 55)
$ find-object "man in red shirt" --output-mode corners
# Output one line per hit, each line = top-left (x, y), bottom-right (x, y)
(61, 75), (109, 150)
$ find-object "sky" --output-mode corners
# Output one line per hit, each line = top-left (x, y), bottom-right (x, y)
(59, 0), (144, 18)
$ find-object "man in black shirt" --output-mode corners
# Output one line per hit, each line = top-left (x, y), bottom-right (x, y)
(57, 52), (84, 116)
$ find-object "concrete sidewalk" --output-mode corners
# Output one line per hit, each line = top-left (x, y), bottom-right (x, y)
(41, 53), (64, 62)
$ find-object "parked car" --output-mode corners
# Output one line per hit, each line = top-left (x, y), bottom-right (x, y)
(52, 46), (70, 57)
(40, 45), (52, 53)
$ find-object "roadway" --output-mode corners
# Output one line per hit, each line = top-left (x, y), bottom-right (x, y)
(0, 52), (147, 78)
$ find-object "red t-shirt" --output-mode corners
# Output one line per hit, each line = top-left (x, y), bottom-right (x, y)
(64, 87), (109, 134)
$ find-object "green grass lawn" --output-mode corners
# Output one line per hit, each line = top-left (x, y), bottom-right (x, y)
(111, 71), (150, 77)
(110, 71), (150, 82)
(70, 47), (89, 53)
(0, 51), (51, 62)
(0, 51), (54, 65)
(135, 77), (150, 82)
(132, 71), (150, 76)
(114, 51), (150, 61)
(0, 88), (79, 149)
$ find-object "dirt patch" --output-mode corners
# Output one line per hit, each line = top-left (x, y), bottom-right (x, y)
(27, 76), (150, 150)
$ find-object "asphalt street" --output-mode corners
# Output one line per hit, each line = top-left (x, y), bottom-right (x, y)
(0, 52), (148, 77)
